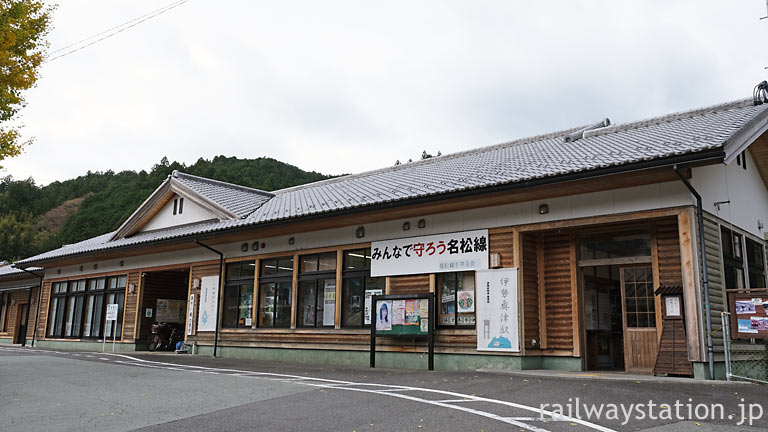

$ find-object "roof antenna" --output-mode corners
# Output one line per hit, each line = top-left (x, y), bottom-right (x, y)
(754, 81), (768, 105)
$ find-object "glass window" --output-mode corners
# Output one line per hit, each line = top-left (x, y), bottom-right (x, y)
(622, 267), (655, 328)
(747, 239), (766, 289)
(722, 227), (747, 290)
(341, 249), (384, 328)
(0, 292), (9, 332)
(223, 261), (256, 329)
(258, 256), (294, 328)
(437, 272), (476, 328)
(297, 253), (337, 328)
(49, 275), (126, 339)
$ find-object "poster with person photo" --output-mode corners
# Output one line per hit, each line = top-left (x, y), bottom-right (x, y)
(376, 300), (392, 331)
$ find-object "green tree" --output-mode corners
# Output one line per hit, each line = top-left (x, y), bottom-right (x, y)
(0, 1), (53, 168)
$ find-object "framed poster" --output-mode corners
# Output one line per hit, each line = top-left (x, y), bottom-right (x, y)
(197, 276), (219, 332)
(475, 268), (519, 352)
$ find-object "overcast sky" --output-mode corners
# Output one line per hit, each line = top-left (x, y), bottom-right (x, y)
(4, 1), (768, 185)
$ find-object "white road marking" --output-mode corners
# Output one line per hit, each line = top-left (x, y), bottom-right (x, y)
(104, 353), (616, 432)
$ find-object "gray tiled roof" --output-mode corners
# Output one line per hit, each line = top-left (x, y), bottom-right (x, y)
(0, 265), (43, 279)
(173, 172), (273, 218)
(17, 98), (768, 265)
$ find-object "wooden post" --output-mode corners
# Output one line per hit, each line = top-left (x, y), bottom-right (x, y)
(650, 223), (664, 341)
(291, 253), (298, 329)
(677, 209), (703, 362)
(512, 228), (525, 355)
(428, 274), (435, 293)
(537, 234), (548, 350)
(569, 231), (581, 358)
(253, 259), (260, 329)
(335, 250), (343, 329)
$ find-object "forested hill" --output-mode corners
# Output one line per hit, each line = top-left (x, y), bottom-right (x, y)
(0, 156), (332, 262)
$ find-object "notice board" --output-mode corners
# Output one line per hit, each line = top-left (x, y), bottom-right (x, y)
(729, 292), (768, 340)
(374, 297), (431, 336)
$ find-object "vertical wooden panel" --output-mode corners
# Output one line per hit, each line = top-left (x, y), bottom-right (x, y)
(122, 271), (141, 342)
(38, 280), (51, 338)
(489, 228), (515, 268)
(678, 209), (703, 362)
(291, 254), (298, 329)
(542, 231), (574, 350)
(657, 219), (683, 286)
(522, 232), (540, 349)
(569, 231), (581, 357)
(335, 250), (342, 329)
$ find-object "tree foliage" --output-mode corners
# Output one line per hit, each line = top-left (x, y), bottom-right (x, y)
(0, 0), (53, 168)
(0, 155), (332, 261)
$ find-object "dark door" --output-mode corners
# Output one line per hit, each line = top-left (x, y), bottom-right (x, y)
(14, 303), (28, 345)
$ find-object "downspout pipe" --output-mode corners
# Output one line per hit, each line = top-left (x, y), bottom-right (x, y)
(673, 164), (715, 380)
(13, 266), (43, 348)
(195, 240), (224, 358)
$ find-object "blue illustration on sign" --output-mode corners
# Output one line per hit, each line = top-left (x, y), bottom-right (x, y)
(488, 336), (512, 349)
(201, 310), (208, 325)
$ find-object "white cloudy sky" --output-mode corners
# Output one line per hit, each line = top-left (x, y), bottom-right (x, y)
(4, 1), (768, 185)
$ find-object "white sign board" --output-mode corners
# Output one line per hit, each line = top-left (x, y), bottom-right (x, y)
(105, 303), (119, 321)
(665, 296), (681, 317)
(323, 280), (336, 326)
(197, 276), (219, 332)
(364, 289), (383, 325)
(476, 268), (519, 352)
(370, 229), (489, 277)
(187, 294), (195, 336)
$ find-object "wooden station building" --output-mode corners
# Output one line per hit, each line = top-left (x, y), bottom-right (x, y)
(10, 95), (768, 379)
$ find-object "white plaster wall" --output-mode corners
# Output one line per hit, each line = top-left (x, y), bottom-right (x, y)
(692, 154), (768, 238)
(48, 180), (694, 280)
(141, 195), (217, 232)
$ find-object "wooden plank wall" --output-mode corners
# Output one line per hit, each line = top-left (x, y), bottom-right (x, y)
(187, 263), (220, 343)
(703, 216), (726, 354)
(388, 275), (430, 295)
(656, 219), (683, 286)
(37, 280), (51, 338)
(541, 231), (574, 350)
(122, 271), (141, 343)
(521, 232), (540, 348)
(489, 228), (515, 268)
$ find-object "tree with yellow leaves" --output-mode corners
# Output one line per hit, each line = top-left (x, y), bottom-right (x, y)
(0, 1), (53, 168)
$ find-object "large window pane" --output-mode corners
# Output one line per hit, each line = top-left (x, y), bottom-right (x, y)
(298, 280), (318, 327)
(222, 285), (240, 328)
(259, 282), (275, 327)
(342, 277), (363, 327)
(275, 281), (292, 328)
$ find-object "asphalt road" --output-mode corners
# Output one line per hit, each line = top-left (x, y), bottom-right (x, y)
(1, 346), (767, 432)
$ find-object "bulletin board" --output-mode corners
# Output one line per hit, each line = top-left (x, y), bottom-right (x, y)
(370, 293), (434, 370)
(729, 291), (768, 340)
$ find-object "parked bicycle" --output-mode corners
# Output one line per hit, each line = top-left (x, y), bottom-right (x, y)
(146, 322), (181, 352)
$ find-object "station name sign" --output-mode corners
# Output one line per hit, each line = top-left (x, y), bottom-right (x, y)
(370, 229), (489, 277)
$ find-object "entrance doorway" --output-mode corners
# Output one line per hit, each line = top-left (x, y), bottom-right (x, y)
(14, 303), (28, 345)
(580, 231), (659, 374)
(137, 269), (189, 349)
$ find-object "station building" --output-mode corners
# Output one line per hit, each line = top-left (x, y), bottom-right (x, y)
(10, 95), (768, 379)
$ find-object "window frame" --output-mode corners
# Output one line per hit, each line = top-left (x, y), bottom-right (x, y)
(437, 271), (476, 329)
(47, 275), (126, 340)
(222, 261), (256, 329)
(746, 238), (766, 289)
(0, 292), (9, 332)
(297, 252), (337, 329)
(340, 248), (384, 329)
(257, 256), (294, 328)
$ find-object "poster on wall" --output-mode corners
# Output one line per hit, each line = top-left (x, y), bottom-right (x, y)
(323, 280), (336, 326)
(370, 229), (489, 277)
(364, 289), (383, 325)
(475, 268), (519, 353)
(376, 300), (392, 331)
(187, 294), (195, 336)
(156, 299), (186, 323)
(197, 276), (219, 332)
(457, 290), (475, 313)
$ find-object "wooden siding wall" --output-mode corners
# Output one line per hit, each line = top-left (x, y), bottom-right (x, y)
(541, 231), (574, 350)
(0, 287), (39, 340)
(656, 219), (683, 286)
(37, 280), (51, 338)
(703, 216), (726, 354)
(136, 270), (189, 341)
(186, 263), (220, 343)
(521, 232), (540, 348)
(121, 271), (141, 343)
(489, 228), (515, 268)
(388, 275), (430, 295)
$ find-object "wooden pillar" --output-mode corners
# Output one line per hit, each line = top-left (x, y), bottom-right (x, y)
(253, 259), (260, 329)
(678, 209), (703, 362)
(650, 223), (664, 341)
(291, 253), (298, 329)
(335, 250), (343, 329)
(537, 233), (548, 350)
(569, 231), (581, 358)
(512, 228), (525, 355)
